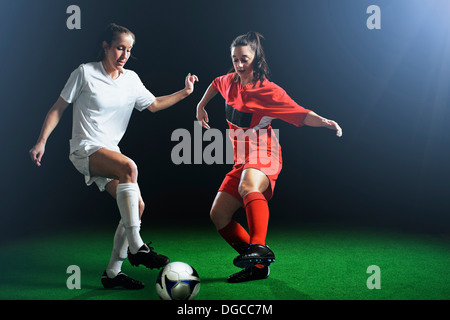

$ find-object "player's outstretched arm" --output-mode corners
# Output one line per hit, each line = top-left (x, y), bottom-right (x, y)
(29, 96), (70, 167)
(148, 73), (199, 113)
(196, 83), (219, 129)
(303, 111), (343, 137)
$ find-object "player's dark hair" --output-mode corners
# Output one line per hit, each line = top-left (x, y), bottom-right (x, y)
(96, 23), (136, 61)
(230, 31), (270, 86)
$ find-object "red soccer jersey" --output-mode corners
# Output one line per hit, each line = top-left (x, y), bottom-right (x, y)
(212, 73), (311, 172)
(212, 72), (311, 130)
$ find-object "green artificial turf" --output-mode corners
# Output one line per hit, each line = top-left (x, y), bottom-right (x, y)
(0, 225), (448, 300)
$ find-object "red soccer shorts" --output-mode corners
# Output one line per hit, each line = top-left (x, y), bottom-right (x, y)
(218, 161), (282, 203)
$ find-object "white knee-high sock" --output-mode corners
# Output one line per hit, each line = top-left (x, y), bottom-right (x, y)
(106, 220), (128, 278)
(116, 183), (144, 254)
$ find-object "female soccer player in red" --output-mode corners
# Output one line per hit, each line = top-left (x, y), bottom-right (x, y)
(196, 31), (342, 283)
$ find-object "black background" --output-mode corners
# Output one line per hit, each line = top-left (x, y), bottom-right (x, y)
(1, 0), (449, 243)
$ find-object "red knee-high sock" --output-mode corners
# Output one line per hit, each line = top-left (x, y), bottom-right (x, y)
(243, 192), (269, 246)
(218, 220), (250, 254)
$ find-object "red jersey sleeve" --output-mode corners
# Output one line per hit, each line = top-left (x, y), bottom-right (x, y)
(249, 82), (312, 127)
(211, 73), (234, 97)
(268, 86), (311, 127)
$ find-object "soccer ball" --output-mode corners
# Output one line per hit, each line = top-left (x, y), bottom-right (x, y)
(156, 262), (200, 300)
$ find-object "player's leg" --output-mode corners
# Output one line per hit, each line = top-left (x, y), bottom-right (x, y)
(105, 179), (145, 267)
(210, 191), (242, 230)
(104, 180), (145, 273)
(89, 147), (138, 183)
(89, 149), (143, 252)
(233, 168), (275, 268)
(209, 191), (269, 282)
(90, 148), (169, 269)
(238, 168), (270, 245)
(104, 179), (146, 219)
(104, 180), (128, 277)
(210, 191), (250, 254)
(101, 220), (145, 289)
(101, 180), (144, 289)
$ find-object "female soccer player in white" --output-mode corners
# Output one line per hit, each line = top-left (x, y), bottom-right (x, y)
(29, 23), (198, 289)
(197, 31), (342, 283)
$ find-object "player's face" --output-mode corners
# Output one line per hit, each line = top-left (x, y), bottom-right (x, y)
(103, 33), (134, 72)
(231, 45), (255, 80)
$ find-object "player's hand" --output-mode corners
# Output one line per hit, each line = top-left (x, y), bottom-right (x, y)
(29, 141), (46, 167)
(325, 119), (342, 137)
(185, 73), (199, 95)
(196, 106), (210, 129)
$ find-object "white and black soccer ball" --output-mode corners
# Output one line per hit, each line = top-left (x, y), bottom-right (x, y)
(156, 262), (200, 300)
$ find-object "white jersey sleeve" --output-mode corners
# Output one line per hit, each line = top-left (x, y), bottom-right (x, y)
(132, 72), (156, 111)
(60, 64), (85, 104)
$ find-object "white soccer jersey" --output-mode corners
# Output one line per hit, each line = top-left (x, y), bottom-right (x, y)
(60, 61), (156, 154)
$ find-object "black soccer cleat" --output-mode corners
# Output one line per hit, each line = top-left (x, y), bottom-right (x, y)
(233, 244), (275, 269)
(127, 242), (170, 269)
(227, 265), (270, 283)
(101, 271), (145, 290)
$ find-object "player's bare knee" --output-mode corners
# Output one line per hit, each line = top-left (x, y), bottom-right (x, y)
(209, 208), (219, 223)
(211, 209), (232, 230)
(210, 208), (224, 228)
(120, 159), (138, 183)
(238, 182), (255, 199)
